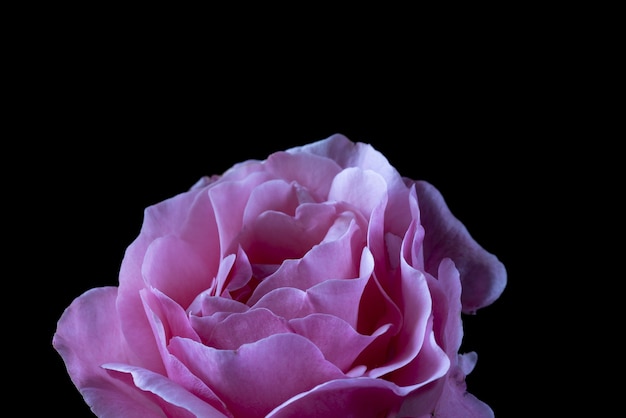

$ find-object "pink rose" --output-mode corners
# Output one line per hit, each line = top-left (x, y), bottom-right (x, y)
(53, 134), (506, 417)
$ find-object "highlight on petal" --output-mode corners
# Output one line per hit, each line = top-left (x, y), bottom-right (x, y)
(265, 150), (342, 201)
(103, 363), (228, 418)
(328, 167), (388, 220)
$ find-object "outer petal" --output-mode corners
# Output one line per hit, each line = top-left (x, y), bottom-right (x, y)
(413, 180), (507, 313)
(430, 353), (495, 418)
(117, 185), (217, 371)
(53, 287), (164, 417)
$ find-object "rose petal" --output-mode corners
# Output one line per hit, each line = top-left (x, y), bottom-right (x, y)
(328, 167), (388, 220)
(266, 377), (421, 418)
(142, 235), (215, 309)
(266, 150), (342, 201)
(289, 313), (381, 372)
(366, 256), (438, 378)
(208, 171), (273, 256)
(247, 212), (365, 305)
(193, 308), (291, 349)
(239, 204), (334, 264)
(53, 287), (131, 388)
(242, 179), (301, 221)
(413, 180), (507, 313)
(117, 185), (217, 370)
(103, 363), (228, 418)
(251, 277), (367, 326)
(169, 334), (345, 417)
(288, 134), (405, 193)
(428, 257), (464, 357)
(53, 287), (165, 417)
(429, 353), (495, 418)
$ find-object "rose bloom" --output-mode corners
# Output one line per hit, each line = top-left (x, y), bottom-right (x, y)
(53, 134), (506, 417)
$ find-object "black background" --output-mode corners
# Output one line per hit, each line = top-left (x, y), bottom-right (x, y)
(21, 16), (603, 417)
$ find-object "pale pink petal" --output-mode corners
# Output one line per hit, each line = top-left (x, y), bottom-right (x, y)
(222, 246), (254, 295)
(103, 363), (229, 418)
(242, 179), (300, 221)
(117, 185), (215, 371)
(288, 134), (405, 193)
(187, 290), (250, 317)
(142, 235), (215, 309)
(53, 287), (131, 389)
(413, 180), (507, 313)
(265, 150), (343, 202)
(252, 276), (369, 327)
(53, 287), (165, 417)
(199, 308), (291, 349)
(289, 313), (379, 372)
(169, 334), (345, 417)
(328, 167), (388, 220)
(81, 385), (167, 418)
(208, 171), (273, 256)
(140, 287), (200, 351)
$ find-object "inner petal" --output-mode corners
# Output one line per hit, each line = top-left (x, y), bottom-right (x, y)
(169, 334), (345, 418)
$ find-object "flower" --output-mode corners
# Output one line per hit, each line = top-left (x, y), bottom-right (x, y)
(53, 133), (506, 417)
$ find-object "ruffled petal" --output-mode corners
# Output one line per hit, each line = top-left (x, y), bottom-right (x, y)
(267, 377), (417, 418)
(142, 235), (215, 309)
(252, 275), (369, 327)
(413, 180), (507, 313)
(328, 167), (388, 220)
(53, 287), (131, 389)
(117, 185), (215, 371)
(430, 353), (495, 418)
(169, 334), (345, 417)
(265, 150), (342, 201)
(53, 287), (165, 417)
(193, 308), (290, 349)
(247, 212), (365, 305)
(289, 313), (380, 373)
(103, 363), (229, 418)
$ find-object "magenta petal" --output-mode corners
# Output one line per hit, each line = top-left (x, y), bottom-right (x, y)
(170, 334), (345, 417)
(103, 363), (229, 418)
(413, 180), (507, 313)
